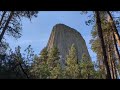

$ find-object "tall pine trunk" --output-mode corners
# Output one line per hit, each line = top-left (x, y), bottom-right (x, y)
(107, 11), (120, 47)
(112, 59), (117, 79)
(107, 43), (114, 79)
(95, 11), (111, 79)
(112, 31), (119, 79)
(112, 31), (120, 64)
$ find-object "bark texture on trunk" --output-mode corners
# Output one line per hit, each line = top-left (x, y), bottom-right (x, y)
(95, 11), (111, 79)
(107, 11), (120, 47)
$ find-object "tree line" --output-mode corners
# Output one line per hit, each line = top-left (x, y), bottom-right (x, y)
(30, 44), (97, 79)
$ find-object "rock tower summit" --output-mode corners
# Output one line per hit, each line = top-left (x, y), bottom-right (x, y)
(47, 24), (91, 65)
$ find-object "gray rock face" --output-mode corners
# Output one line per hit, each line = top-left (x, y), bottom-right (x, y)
(47, 24), (91, 66)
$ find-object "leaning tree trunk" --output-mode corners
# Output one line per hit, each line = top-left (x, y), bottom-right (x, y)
(112, 59), (117, 79)
(95, 11), (112, 79)
(107, 11), (120, 47)
(19, 63), (29, 79)
(0, 11), (14, 42)
(0, 11), (6, 28)
(106, 35), (115, 79)
(112, 31), (120, 79)
(112, 30), (120, 64)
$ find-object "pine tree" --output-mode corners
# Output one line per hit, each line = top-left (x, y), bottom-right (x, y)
(79, 53), (96, 79)
(30, 46), (63, 79)
(47, 46), (63, 79)
(95, 11), (111, 79)
(82, 11), (120, 79)
(50, 63), (63, 79)
(88, 11), (120, 79)
(64, 44), (80, 79)
(47, 46), (60, 69)
(30, 47), (50, 79)
(0, 11), (38, 42)
(39, 47), (48, 63)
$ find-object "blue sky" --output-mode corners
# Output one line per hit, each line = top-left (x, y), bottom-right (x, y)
(6, 11), (97, 61)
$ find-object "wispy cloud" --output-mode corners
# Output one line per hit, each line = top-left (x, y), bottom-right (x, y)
(16, 40), (32, 45)
(10, 39), (47, 46)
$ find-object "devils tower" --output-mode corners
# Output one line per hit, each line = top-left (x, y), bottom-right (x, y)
(47, 24), (91, 66)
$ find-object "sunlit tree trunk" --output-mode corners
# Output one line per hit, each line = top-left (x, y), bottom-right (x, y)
(112, 59), (117, 79)
(107, 11), (120, 47)
(106, 14), (120, 79)
(106, 35), (114, 79)
(112, 31), (120, 64)
(112, 31), (119, 79)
